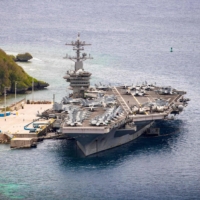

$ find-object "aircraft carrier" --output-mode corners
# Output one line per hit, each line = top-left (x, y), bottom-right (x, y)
(42, 34), (189, 156)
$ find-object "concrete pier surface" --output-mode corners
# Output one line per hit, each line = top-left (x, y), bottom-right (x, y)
(0, 104), (52, 134)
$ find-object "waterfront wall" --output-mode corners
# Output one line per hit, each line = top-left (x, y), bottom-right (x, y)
(0, 134), (11, 144)
(9, 98), (26, 111)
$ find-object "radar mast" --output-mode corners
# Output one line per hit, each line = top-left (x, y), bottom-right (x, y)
(63, 34), (92, 98)
(65, 33), (93, 71)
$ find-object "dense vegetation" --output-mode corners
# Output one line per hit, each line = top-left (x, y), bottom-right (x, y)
(0, 49), (49, 95)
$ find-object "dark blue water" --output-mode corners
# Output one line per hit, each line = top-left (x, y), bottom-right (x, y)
(0, 0), (200, 199)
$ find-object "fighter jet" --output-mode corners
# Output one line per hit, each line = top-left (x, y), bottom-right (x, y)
(158, 87), (173, 95)
(138, 107), (146, 114)
(127, 83), (142, 91)
(62, 96), (82, 104)
(95, 82), (111, 91)
(125, 88), (131, 95)
(86, 103), (99, 112)
(132, 105), (139, 113)
(96, 118), (108, 126)
(86, 86), (106, 95)
(119, 83), (129, 89)
(142, 84), (155, 91)
(131, 90), (146, 96)
(102, 95), (117, 105)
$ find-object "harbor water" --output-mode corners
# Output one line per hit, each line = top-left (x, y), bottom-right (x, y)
(0, 0), (200, 199)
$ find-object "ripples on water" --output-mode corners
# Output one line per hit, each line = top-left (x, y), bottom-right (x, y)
(0, 0), (200, 199)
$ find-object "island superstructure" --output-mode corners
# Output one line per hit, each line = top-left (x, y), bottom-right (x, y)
(63, 33), (93, 98)
(42, 34), (189, 156)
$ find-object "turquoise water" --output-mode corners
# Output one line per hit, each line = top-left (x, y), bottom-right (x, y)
(0, 0), (200, 199)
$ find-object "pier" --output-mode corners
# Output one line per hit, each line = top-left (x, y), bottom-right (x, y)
(0, 102), (54, 148)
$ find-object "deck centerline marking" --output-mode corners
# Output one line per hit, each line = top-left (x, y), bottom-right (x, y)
(113, 87), (131, 114)
(132, 95), (141, 107)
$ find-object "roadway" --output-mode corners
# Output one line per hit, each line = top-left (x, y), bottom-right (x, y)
(0, 104), (52, 134)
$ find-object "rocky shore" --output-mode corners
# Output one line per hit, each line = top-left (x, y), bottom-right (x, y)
(14, 52), (33, 62)
(0, 49), (49, 96)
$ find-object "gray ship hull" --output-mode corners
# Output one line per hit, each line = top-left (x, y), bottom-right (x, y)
(65, 120), (154, 156)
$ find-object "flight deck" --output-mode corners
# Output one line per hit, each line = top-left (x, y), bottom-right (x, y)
(46, 84), (188, 134)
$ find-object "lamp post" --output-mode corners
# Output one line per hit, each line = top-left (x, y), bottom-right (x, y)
(4, 87), (9, 117)
(32, 79), (34, 103)
(15, 81), (18, 108)
(53, 94), (55, 104)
